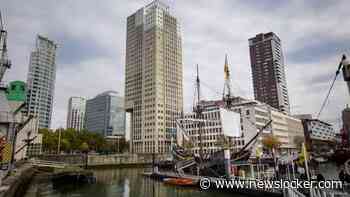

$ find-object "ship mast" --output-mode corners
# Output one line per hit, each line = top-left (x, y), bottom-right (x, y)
(193, 64), (204, 161)
(223, 54), (233, 108)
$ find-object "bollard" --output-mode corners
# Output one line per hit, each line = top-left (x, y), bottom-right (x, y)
(224, 149), (231, 177)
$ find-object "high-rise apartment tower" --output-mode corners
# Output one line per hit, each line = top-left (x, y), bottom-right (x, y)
(26, 35), (57, 128)
(249, 32), (290, 114)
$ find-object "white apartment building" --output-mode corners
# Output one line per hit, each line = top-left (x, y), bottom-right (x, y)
(66, 97), (86, 131)
(26, 35), (57, 128)
(125, 1), (183, 153)
(178, 104), (243, 155)
(179, 97), (304, 155)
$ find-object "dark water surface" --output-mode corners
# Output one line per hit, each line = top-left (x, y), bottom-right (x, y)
(24, 168), (247, 197)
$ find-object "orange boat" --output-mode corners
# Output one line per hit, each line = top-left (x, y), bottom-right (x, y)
(163, 178), (197, 186)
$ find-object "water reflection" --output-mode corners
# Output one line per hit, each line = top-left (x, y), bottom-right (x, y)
(25, 168), (246, 197)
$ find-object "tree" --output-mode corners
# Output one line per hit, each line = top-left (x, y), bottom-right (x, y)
(60, 138), (71, 152)
(79, 142), (89, 153)
(262, 134), (281, 150)
(293, 135), (305, 150)
(39, 128), (127, 154)
(262, 134), (281, 178)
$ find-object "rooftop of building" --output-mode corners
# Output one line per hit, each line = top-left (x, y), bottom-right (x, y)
(144, 0), (169, 12)
(69, 96), (86, 100)
(303, 118), (333, 127)
(36, 34), (58, 48)
(95, 91), (120, 98)
(248, 32), (281, 44)
(195, 96), (279, 113)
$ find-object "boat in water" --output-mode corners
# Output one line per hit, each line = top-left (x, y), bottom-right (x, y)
(163, 178), (197, 187)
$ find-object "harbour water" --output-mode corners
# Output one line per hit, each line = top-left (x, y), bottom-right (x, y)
(24, 168), (248, 197)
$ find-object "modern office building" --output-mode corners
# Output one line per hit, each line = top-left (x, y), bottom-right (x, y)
(230, 97), (303, 153)
(302, 119), (335, 141)
(301, 118), (335, 152)
(179, 97), (304, 155)
(249, 32), (290, 114)
(85, 91), (125, 137)
(125, 0), (183, 153)
(178, 101), (244, 155)
(26, 35), (58, 128)
(66, 97), (86, 131)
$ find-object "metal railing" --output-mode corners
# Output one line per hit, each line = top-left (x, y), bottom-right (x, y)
(283, 188), (306, 197)
(0, 111), (25, 123)
(30, 159), (67, 169)
(283, 187), (349, 197)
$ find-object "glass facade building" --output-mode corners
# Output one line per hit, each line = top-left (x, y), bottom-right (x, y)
(85, 91), (125, 137)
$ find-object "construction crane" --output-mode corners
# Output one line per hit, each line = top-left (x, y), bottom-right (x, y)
(0, 11), (11, 83)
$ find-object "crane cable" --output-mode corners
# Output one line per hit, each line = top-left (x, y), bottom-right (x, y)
(316, 55), (346, 119)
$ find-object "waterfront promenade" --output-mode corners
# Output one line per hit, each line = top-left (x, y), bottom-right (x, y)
(34, 153), (170, 167)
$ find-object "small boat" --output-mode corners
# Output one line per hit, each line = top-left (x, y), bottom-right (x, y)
(163, 178), (197, 187)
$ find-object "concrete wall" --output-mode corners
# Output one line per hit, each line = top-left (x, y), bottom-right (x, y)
(36, 154), (170, 167)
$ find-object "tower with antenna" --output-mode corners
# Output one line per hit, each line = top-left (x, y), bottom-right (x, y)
(0, 11), (11, 83)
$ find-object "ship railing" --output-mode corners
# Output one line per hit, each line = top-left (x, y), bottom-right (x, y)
(283, 188), (305, 197)
(310, 187), (349, 197)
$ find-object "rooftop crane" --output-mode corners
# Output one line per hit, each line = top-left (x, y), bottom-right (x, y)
(0, 11), (11, 83)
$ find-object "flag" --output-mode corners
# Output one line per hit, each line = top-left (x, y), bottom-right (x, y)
(224, 54), (230, 80)
(298, 143), (309, 164)
(256, 147), (263, 159)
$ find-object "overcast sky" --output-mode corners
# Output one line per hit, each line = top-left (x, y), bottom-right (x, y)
(2, 0), (350, 130)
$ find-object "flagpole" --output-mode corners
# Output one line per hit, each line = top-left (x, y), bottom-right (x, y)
(303, 142), (313, 197)
(292, 153), (295, 180)
(303, 143), (310, 181)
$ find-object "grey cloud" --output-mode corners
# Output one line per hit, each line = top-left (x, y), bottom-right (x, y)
(287, 37), (350, 64)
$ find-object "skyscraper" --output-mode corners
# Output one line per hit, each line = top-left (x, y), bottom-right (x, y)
(66, 97), (86, 131)
(26, 35), (57, 128)
(85, 91), (125, 137)
(125, 0), (183, 154)
(249, 32), (290, 114)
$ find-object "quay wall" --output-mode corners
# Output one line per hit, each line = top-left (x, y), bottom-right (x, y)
(35, 154), (170, 167)
(0, 165), (36, 197)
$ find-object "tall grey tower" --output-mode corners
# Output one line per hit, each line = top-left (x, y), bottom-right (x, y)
(125, 0), (183, 154)
(249, 32), (290, 114)
(26, 35), (57, 128)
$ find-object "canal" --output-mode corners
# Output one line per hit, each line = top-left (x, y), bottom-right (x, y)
(24, 168), (248, 197)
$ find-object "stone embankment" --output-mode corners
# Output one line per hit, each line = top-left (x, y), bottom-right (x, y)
(36, 153), (170, 167)
(0, 164), (35, 197)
